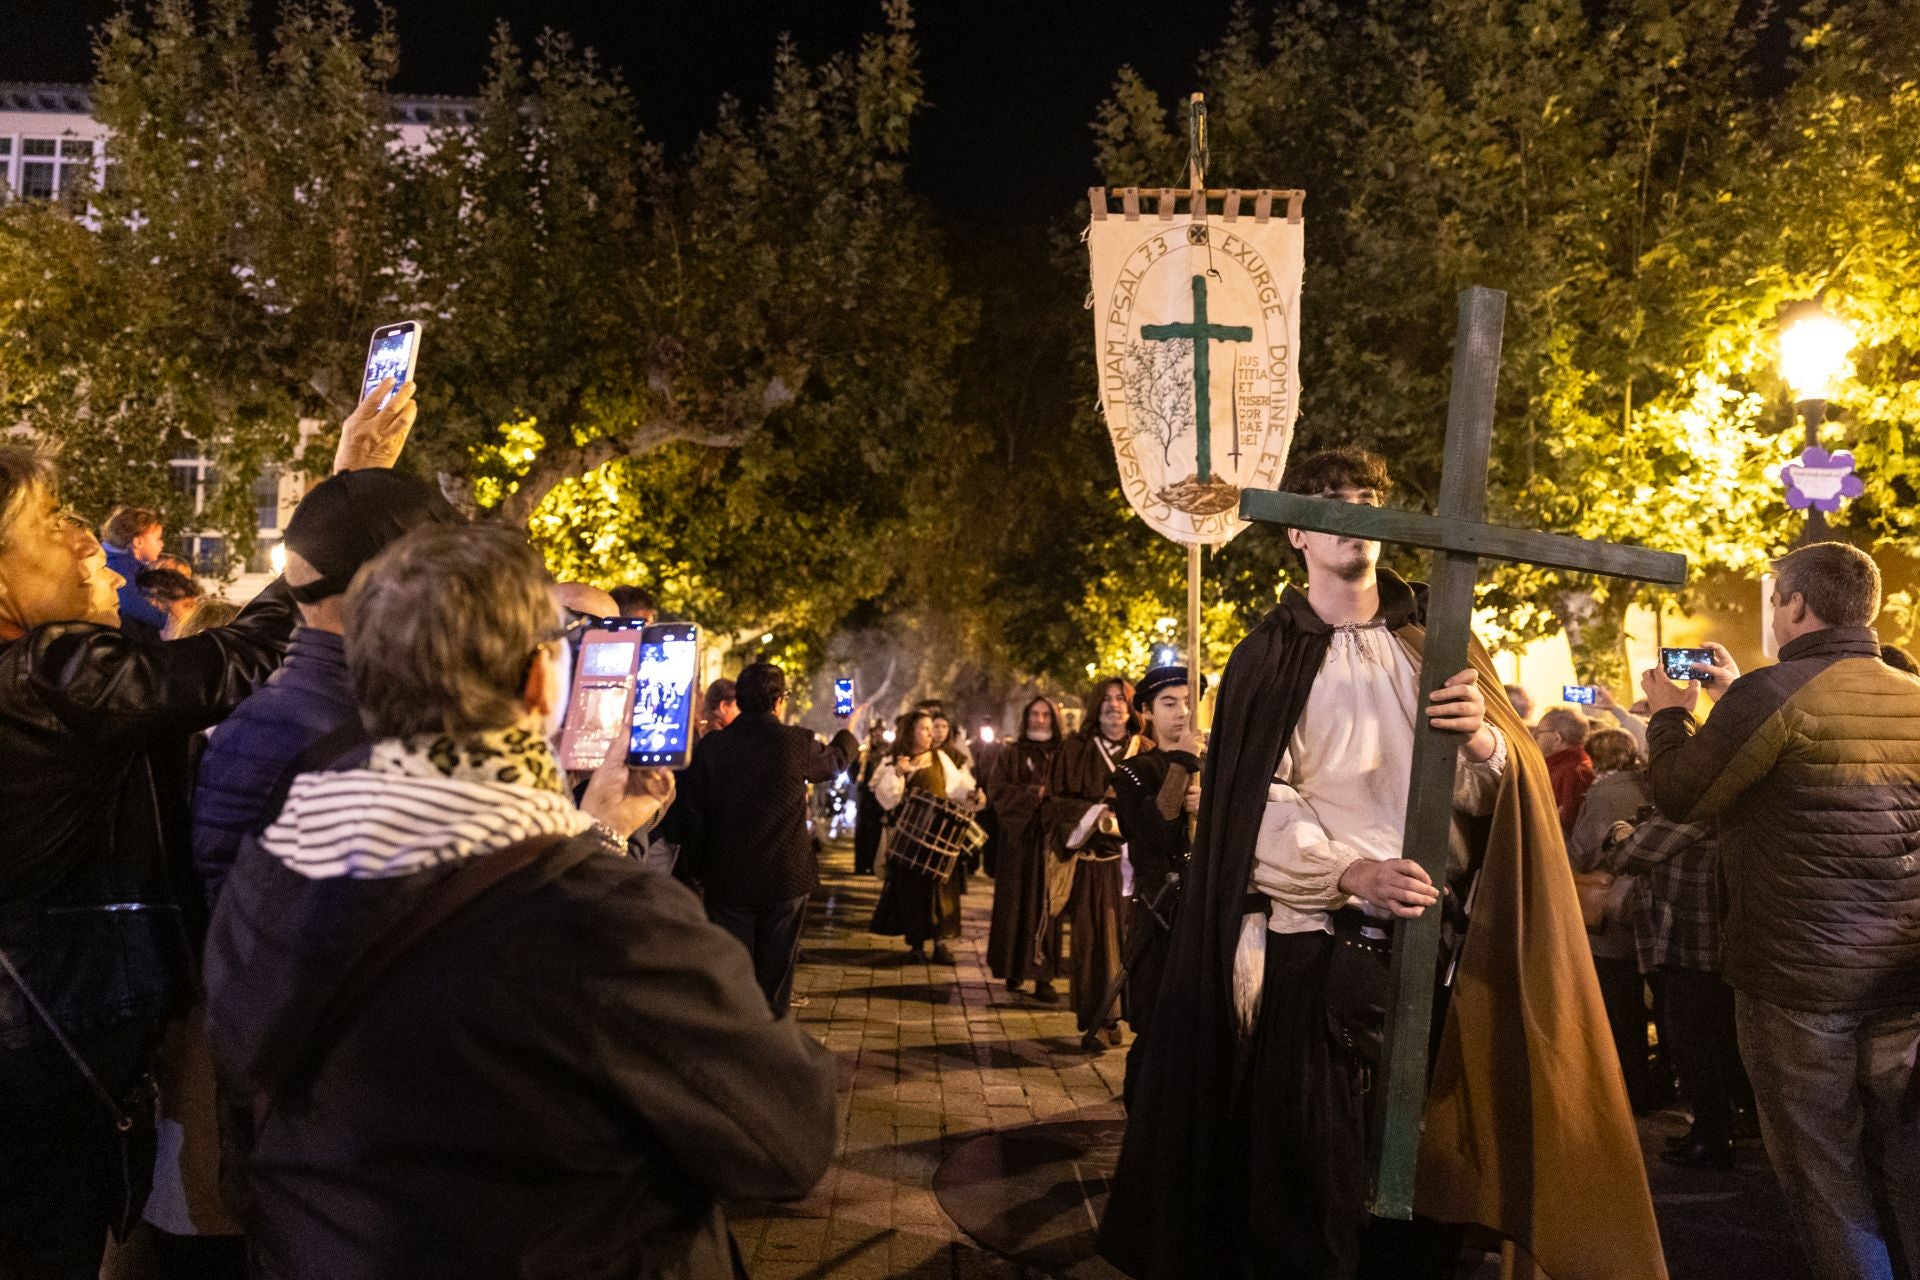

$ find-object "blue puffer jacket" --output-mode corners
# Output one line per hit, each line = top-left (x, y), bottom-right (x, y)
(104, 542), (169, 637)
(191, 628), (363, 905)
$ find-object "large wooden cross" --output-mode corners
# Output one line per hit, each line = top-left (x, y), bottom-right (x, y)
(1238, 286), (1688, 1219)
(1141, 273), (1253, 482)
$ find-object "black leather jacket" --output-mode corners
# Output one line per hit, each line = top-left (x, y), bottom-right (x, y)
(0, 581), (295, 1049)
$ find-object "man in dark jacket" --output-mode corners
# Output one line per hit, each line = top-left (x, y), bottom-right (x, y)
(1643, 540), (1920, 1280)
(206, 523), (836, 1280)
(676, 661), (858, 1016)
(191, 469), (460, 903)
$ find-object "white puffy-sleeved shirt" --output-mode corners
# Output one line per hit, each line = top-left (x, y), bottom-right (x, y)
(1251, 620), (1508, 936)
(872, 753), (977, 812)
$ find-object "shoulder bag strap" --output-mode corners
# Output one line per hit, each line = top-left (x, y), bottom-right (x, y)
(0, 944), (138, 1131)
(256, 830), (595, 1124)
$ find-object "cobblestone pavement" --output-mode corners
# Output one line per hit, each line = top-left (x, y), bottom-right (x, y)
(733, 839), (1812, 1280)
(730, 839), (1118, 1280)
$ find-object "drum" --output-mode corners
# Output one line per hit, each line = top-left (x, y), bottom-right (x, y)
(885, 789), (988, 882)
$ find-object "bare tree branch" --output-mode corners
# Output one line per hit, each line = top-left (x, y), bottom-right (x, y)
(493, 372), (800, 526)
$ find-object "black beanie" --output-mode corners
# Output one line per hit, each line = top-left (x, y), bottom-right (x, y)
(282, 469), (461, 603)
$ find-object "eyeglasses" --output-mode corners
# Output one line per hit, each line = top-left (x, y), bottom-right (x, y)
(521, 625), (571, 685)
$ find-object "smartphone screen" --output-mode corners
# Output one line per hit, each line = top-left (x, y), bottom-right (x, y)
(360, 321), (422, 409)
(556, 619), (648, 772)
(833, 677), (854, 719)
(1661, 647), (1716, 685)
(627, 623), (700, 768)
(1562, 684), (1597, 705)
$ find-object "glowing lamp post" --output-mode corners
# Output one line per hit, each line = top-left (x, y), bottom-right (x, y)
(1778, 303), (1857, 544)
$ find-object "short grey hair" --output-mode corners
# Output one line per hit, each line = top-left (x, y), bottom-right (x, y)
(1538, 707), (1590, 746)
(1772, 541), (1881, 629)
(0, 446), (59, 554)
(346, 523), (559, 739)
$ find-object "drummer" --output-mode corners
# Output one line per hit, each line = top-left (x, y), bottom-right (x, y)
(868, 708), (980, 964)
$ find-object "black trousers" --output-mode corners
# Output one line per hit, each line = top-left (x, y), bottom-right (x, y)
(1593, 955), (1653, 1112)
(1656, 967), (1750, 1143)
(0, 1017), (160, 1280)
(1237, 931), (1465, 1280)
(707, 894), (810, 1017)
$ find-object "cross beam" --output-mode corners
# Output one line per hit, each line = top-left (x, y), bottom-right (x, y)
(1238, 285), (1686, 1219)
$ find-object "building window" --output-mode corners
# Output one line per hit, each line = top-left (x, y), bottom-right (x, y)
(187, 534), (227, 577)
(13, 137), (102, 204)
(252, 466), (283, 531)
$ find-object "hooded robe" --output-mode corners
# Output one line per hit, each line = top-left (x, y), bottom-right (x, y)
(985, 723), (1064, 986)
(1097, 572), (1664, 1280)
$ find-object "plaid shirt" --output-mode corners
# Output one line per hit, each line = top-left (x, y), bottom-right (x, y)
(1601, 816), (1721, 974)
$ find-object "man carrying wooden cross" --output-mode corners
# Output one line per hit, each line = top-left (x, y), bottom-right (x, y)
(1099, 446), (1665, 1279)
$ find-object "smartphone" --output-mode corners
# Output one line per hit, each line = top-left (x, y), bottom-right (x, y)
(1562, 684), (1598, 705)
(1661, 646), (1716, 685)
(833, 676), (855, 719)
(627, 623), (700, 768)
(556, 618), (649, 772)
(360, 320), (422, 409)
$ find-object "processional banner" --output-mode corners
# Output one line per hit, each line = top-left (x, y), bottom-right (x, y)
(1087, 189), (1304, 545)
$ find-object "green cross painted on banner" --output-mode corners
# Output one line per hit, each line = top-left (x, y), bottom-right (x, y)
(1140, 274), (1253, 483)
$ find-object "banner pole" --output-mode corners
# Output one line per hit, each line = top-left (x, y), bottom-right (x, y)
(1187, 543), (1204, 727)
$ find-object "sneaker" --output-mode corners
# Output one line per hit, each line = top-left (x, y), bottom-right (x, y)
(930, 944), (956, 965)
(787, 994), (812, 1009)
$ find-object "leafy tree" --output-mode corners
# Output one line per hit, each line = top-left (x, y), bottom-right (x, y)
(0, 0), (975, 673)
(989, 0), (1920, 685)
(0, 0), (403, 566)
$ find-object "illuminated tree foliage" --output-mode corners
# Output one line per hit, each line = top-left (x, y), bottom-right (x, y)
(0, 0), (973, 659)
(990, 0), (1920, 685)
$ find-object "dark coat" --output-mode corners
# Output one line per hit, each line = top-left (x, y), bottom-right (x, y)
(0, 582), (296, 1049)
(677, 714), (859, 909)
(191, 627), (363, 905)
(1099, 573), (1663, 1280)
(984, 736), (1062, 985)
(206, 831), (838, 1280)
(1647, 626), (1920, 1013)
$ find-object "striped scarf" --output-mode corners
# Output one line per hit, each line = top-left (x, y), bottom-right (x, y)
(261, 720), (592, 880)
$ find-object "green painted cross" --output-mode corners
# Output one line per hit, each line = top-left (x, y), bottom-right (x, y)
(1238, 286), (1688, 1220)
(1141, 273), (1253, 482)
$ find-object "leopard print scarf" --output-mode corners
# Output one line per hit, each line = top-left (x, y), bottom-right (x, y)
(369, 718), (568, 794)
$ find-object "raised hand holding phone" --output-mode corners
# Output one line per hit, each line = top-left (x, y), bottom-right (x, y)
(334, 377), (417, 473)
(1694, 642), (1741, 702)
(579, 749), (676, 842)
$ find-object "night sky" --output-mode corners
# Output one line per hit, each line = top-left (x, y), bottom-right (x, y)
(0, 0), (1246, 223)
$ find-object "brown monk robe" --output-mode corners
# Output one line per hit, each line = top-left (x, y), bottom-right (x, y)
(1044, 679), (1145, 1039)
(985, 697), (1065, 998)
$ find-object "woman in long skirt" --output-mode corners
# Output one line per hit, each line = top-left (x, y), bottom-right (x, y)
(869, 710), (977, 963)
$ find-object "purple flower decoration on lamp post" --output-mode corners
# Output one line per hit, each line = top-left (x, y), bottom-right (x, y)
(1781, 446), (1864, 513)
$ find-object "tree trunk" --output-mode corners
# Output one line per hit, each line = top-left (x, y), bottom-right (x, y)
(1552, 585), (1631, 691)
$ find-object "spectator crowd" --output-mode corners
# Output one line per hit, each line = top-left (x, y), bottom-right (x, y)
(1, 378), (1916, 1280)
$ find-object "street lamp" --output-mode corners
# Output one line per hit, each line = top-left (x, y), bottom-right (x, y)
(1778, 302), (1856, 543)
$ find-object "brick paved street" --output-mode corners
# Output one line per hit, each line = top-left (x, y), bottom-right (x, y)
(730, 838), (1122, 1280)
(732, 838), (1813, 1280)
